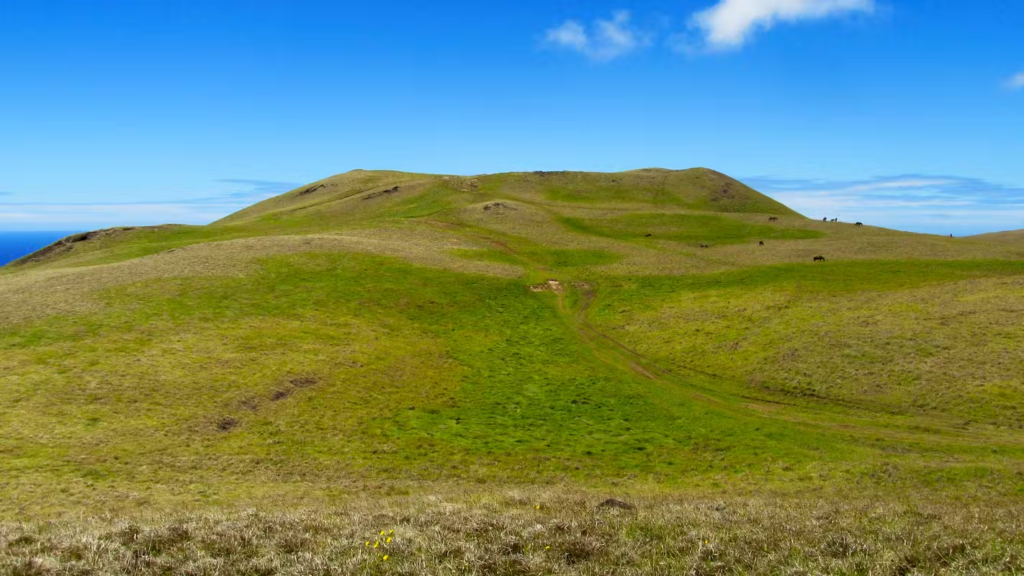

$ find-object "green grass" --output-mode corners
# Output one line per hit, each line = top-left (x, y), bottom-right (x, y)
(589, 260), (1024, 427)
(487, 169), (802, 215)
(454, 247), (620, 269)
(2, 167), (1023, 571)
(562, 213), (824, 245)
(3, 251), (1022, 516)
(0, 254), (858, 503)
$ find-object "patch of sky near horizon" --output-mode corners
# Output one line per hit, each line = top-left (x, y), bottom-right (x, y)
(0, 0), (1022, 233)
(749, 175), (1024, 236)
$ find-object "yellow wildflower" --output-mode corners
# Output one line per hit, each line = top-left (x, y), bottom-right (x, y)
(374, 541), (379, 548)
(380, 530), (385, 536)
(383, 555), (389, 561)
(389, 529), (395, 535)
(387, 537), (392, 543)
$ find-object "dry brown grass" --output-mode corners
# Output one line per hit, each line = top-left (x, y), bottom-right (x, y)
(969, 229), (1024, 245)
(3, 490), (1023, 575)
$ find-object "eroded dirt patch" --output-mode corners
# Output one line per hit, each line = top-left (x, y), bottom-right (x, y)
(529, 279), (564, 293)
(363, 186), (401, 200)
(270, 375), (322, 402)
(297, 184), (328, 196)
(483, 202), (517, 212)
(290, 376), (320, 388)
(216, 417), (239, 432)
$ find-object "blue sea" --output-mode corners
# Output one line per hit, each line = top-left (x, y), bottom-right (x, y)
(0, 232), (78, 266)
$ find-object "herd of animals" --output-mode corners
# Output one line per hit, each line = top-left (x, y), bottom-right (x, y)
(684, 216), (865, 261)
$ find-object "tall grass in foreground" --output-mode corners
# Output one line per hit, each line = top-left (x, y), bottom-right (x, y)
(4, 491), (1023, 575)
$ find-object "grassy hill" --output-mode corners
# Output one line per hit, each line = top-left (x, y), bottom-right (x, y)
(970, 228), (1024, 244)
(3, 168), (1024, 573)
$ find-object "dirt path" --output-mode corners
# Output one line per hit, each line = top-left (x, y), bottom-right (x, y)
(417, 218), (1012, 445)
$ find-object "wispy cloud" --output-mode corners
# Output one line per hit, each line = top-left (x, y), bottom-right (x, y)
(748, 174), (1024, 235)
(544, 10), (650, 61)
(0, 202), (244, 230)
(1007, 72), (1024, 90)
(0, 178), (299, 231)
(216, 179), (298, 199)
(690, 0), (875, 51)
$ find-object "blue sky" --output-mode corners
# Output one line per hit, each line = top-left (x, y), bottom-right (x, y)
(1, 0), (1022, 235)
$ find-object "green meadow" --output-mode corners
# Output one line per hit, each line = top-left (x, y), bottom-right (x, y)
(2, 168), (1023, 573)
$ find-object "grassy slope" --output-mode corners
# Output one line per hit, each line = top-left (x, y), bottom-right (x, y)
(2, 168), (1024, 571)
(971, 228), (1024, 244)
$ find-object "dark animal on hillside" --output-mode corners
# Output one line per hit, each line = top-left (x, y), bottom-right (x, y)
(768, 217), (779, 222)
(699, 244), (710, 248)
(832, 218), (838, 222)
(813, 255), (826, 262)
(759, 241), (764, 246)
(855, 222), (864, 226)
(823, 217), (828, 222)
(645, 233), (652, 237)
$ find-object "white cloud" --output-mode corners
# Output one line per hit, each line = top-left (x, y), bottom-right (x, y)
(691, 0), (874, 50)
(0, 179), (297, 231)
(1007, 72), (1024, 90)
(544, 11), (649, 61)
(843, 178), (956, 193)
(748, 174), (1024, 235)
(546, 21), (588, 52)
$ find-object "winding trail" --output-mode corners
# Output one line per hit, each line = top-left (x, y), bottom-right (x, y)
(423, 218), (1017, 445)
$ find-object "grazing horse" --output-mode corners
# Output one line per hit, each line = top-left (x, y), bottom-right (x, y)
(645, 233), (652, 237)
(813, 255), (826, 262)
(855, 222), (864, 226)
(823, 217), (828, 222)
(759, 241), (764, 246)
(768, 217), (779, 222)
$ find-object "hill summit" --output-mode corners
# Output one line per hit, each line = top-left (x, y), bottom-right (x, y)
(217, 167), (800, 226)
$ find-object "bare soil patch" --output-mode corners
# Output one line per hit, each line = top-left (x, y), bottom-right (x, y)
(528, 280), (563, 293)
(483, 202), (517, 212)
(297, 183), (336, 196)
(363, 186), (402, 200)
(216, 417), (239, 432)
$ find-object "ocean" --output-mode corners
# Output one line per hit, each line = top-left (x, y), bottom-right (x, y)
(0, 231), (77, 266)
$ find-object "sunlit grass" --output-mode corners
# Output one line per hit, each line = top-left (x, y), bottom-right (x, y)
(1, 168), (1023, 572)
